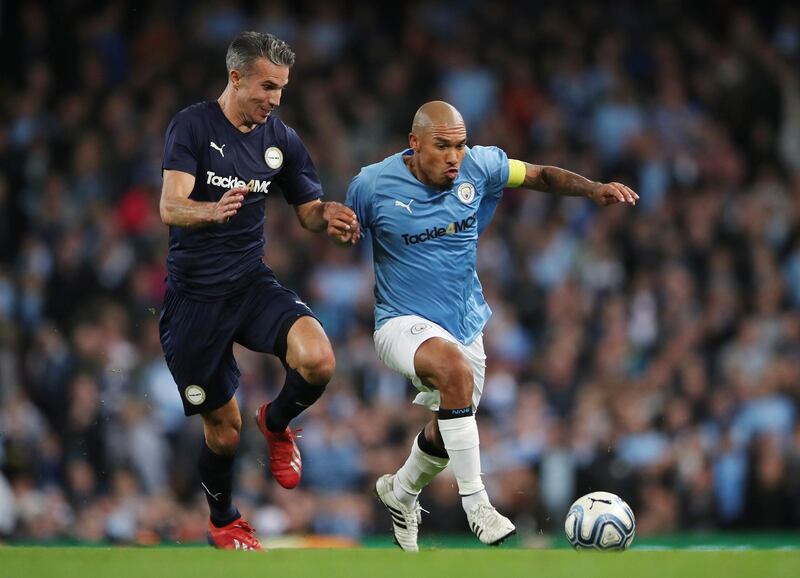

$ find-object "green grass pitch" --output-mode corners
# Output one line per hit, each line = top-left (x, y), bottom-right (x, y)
(2, 548), (798, 578)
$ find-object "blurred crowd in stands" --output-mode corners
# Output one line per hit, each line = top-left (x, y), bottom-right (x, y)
(1, 0), (800, 544)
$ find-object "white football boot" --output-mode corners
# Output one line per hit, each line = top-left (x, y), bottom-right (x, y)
(375, 474), (421, 552)
(466, 503), (516, 546)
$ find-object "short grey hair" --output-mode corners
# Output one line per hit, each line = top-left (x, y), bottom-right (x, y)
(225, 31), (295, 74)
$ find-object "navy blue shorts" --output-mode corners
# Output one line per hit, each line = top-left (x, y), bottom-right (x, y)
(159, 269), (318, 416)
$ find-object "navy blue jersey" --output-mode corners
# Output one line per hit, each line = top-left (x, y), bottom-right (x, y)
(162, 101), (323, 300)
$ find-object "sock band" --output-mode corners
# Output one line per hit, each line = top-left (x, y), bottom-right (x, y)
(438, 406), (473, 420)
(417, 430), (449, 459)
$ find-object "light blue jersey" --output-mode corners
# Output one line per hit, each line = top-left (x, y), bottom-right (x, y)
(346, 145), (510, 344)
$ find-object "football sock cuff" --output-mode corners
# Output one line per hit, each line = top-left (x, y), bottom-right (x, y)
(417, 430), (449, 459)
(437, 414), (479, 451)
(438, 406), (474, 420)
(396, 433), (450, 496)
(266, 368), (326, 432)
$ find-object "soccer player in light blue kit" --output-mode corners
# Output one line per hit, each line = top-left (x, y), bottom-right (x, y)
(345, 101), (637, 550)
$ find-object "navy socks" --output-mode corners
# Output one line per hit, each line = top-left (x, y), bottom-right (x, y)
(265, 368), (326, 432)
(198, 442), (239, 527)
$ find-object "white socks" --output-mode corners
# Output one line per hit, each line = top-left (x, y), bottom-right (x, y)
(391, 414), (490, 513)
(393, 438), (449, 506)
(437, 414), (488, 510)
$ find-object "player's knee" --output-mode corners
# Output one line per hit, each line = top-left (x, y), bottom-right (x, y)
(210, 426), (241, 456)
(437, 357), (474, 399)
(297, 344), (335, 385)
(205, 418), (242, 456)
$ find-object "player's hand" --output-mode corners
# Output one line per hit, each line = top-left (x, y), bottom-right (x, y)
(588, 182), (638, 206)
(213, 186), (249, 223)
(323, 202), (361, 245)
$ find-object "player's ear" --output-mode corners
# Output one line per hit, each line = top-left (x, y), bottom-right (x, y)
(230, 69), (241, 89)
(409, 132), (419, 152)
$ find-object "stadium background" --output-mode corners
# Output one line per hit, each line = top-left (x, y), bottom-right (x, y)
(0, 0), (799, 546)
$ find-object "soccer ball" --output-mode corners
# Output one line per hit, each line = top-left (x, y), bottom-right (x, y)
(564, 491), (635, 551)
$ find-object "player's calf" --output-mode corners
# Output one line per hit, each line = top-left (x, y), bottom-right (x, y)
(268, 316), (332, 432)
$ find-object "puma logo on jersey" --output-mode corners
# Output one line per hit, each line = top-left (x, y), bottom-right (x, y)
(394, 199), (414, 214)
(210, 142), (226, 157)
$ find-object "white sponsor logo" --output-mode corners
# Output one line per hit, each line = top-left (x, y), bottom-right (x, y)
(206, 171), (271, 194)
(184, 384), (206, 405)
(457, 182), (476, 204)
(394, 199), (414, 214)
(410, 323), (430, 335)
(210, 142), (226, 157)
(264, 146), (283, 169)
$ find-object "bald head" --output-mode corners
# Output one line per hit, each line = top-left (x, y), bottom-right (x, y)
(406, 101), (468, 188)
(411, 101), (465, 135)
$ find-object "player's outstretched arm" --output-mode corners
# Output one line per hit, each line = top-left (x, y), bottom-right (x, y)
(514, 161), (638, 206)
(294, 199), (361, 246)
(160, 169), (249, 227)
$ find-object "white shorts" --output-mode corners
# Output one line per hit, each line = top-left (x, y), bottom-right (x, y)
(373, 315), (486, 411)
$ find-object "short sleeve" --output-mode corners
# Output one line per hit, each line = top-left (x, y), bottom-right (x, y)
(470, 145), (510, 199)
(470, 146), (509, 236)
(162, 112), (199, 175)
(345, 170), (373, 230)
(275, 126), (324, 205)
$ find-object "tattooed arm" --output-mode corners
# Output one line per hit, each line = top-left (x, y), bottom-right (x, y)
(511, 160), (638, 206)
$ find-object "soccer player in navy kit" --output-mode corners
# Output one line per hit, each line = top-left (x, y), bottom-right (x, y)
(159, 32), (359, 550)
(346, 101), (637, 550)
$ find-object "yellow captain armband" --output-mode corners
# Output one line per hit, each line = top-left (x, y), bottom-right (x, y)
(507, 159), (526, 187)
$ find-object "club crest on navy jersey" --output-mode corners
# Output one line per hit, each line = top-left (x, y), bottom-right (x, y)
(265, 146), (283, 169)
(457, 182), (476, 204)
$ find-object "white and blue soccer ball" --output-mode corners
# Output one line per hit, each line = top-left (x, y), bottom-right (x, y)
(564, 491), (635, 551)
